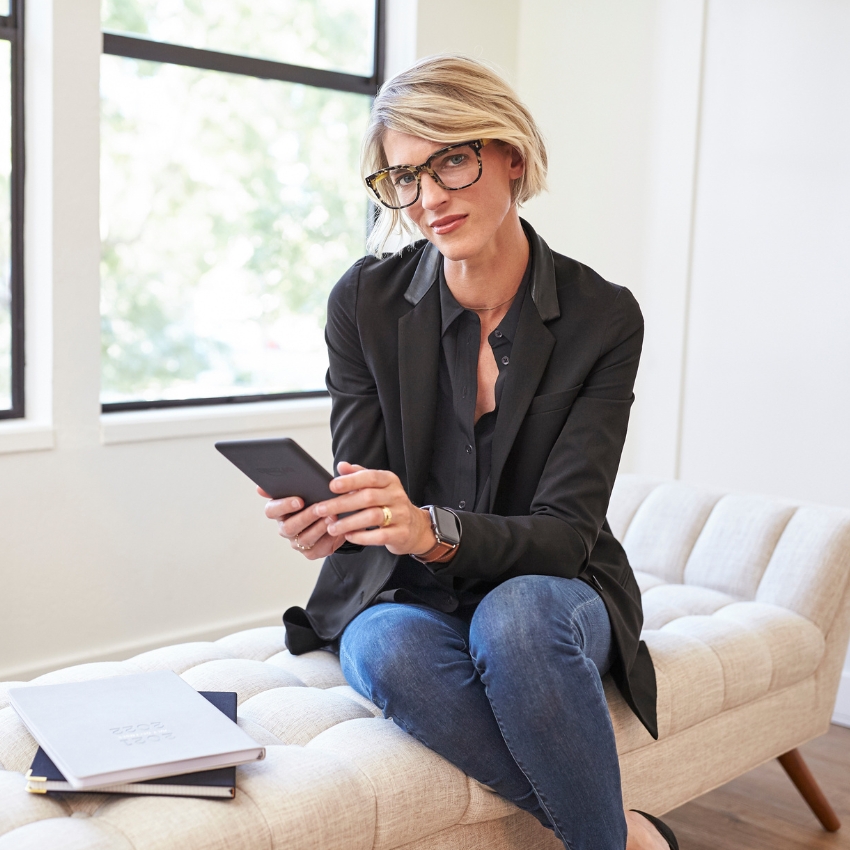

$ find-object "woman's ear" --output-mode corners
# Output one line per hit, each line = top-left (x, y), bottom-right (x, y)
(507, 145), (525, 179)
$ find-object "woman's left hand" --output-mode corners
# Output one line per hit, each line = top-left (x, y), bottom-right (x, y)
(313, 461), (436, 556)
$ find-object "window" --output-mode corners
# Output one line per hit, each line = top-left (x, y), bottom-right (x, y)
(0, 0), (23, 420)
(100, 1), (384, 411)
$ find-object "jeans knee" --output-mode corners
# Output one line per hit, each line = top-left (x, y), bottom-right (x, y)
(340, 605), (465, 707)
(470, 576), (588, 669)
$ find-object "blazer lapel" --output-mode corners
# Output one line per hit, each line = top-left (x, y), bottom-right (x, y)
(489, 223), (560, 509)
(398, 244), (442, 504)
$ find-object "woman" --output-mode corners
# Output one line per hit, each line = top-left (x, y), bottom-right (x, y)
(262, 55), (676, 850)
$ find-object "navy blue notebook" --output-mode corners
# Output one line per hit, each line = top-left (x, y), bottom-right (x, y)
(26, 691), (238, 799)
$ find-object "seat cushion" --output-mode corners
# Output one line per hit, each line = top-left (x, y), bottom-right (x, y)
(636, 579), (825, 739)
(0, 628), (539, 850)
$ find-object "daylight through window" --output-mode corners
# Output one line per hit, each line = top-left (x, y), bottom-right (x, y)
(100, 0), (382, 410)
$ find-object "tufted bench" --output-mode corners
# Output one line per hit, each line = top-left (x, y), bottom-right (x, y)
(1, 474), (849, 849)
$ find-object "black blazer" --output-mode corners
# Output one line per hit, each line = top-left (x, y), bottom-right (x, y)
(283, 219), (658, 739)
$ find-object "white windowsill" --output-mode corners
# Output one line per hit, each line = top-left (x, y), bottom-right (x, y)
(100, 396), (332, 445)
(0, 421), (56, 455)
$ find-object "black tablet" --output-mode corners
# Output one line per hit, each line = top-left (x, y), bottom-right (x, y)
(215, 437), (336, 506)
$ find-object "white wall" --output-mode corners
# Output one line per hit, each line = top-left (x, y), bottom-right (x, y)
(679, 1), (850, 505)
(415, 0), (519, 84)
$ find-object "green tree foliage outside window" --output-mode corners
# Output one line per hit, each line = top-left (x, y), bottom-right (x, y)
(100, 0), (374, 403)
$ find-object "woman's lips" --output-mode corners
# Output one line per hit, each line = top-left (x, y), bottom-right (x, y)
(430, 214), (467, 235)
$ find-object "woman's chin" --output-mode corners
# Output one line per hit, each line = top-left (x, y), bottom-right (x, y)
(427, 231), (488, 263)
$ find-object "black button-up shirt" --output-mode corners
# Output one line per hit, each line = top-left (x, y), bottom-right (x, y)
(375, 257), (532, 613)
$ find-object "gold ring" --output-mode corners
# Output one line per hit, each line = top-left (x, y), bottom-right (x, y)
(294, 534), (313, 551)
(381, 506), (393, 527)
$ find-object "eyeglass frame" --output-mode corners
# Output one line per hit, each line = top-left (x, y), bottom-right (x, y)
(365, 139), (492, 210)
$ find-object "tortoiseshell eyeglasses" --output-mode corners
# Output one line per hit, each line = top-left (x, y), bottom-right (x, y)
(365, 139), (491, 210)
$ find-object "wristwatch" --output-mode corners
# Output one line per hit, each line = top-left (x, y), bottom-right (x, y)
(412, 505), (462, 564)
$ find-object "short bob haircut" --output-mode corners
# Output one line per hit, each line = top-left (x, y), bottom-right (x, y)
(362, 54), (548, 256)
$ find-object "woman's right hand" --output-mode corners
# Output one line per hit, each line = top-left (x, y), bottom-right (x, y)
(259, 488), (347, 560)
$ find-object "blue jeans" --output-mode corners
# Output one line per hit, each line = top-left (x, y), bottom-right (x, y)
(339, 575), (626, 850)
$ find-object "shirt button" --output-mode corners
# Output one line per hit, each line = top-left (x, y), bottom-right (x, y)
(458, 500), (466, 509)
(494, 329), (503, 338)
(501, 355), (510, 365)
(465, 445), (472, 454)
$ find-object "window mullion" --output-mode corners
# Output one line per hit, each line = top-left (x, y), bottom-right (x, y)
(9, 0), (23, 419)
(102, 32), (378, 97)
(0, 0), (23, 420)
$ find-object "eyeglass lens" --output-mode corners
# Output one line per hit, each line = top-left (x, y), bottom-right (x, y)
(373, 144), (481, 208)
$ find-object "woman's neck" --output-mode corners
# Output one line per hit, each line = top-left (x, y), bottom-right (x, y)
(443, 212), (530, 311)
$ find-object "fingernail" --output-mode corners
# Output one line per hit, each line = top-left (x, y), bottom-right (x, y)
(328, 524), (337, 534)
(315, 504), (326, 516)
(291, 499), (300, 509)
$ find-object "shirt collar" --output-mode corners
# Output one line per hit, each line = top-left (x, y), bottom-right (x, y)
(438, 254), (533, 339)
(403, 219), (560, 323)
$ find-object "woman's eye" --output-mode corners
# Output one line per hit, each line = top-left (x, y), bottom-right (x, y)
(392, 171), (416, 187)
(436, 153), (468, 170)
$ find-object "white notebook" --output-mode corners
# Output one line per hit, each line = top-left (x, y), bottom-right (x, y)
(9, 670), (265, 790)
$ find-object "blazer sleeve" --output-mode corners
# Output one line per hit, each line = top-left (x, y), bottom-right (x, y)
(432, 285), (643, 581)
(324, 257), (390, 488)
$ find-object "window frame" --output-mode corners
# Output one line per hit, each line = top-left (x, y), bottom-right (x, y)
(0, 0), (25, 421)
(101, 0), (385, 415)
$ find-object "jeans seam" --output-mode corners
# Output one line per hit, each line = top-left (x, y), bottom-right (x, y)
(484, 692), (574, 849)
(563, 593), (605, 654)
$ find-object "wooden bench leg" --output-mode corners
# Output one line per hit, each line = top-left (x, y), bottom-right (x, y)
(777, 748), (841, 832)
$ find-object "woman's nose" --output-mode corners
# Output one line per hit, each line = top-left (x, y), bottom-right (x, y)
(419, 173), (450, 209)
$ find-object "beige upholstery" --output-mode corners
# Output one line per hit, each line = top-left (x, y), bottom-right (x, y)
(1, 474), (849, 849)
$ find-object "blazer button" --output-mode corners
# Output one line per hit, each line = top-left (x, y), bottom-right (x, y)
(458, 500), (466, 509)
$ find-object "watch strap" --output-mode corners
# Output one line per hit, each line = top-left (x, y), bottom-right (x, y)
(412, 538), (457, 564)
(412, 506), (461, 564)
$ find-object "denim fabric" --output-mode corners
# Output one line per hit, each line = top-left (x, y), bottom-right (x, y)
(339, 575), (627, 850)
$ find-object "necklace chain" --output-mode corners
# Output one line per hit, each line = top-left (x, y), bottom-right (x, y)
(462, 292), (516, 312)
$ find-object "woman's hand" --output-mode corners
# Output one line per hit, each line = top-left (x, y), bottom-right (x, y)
(316, 462), (436, 556)
(260, 489), (347, 561)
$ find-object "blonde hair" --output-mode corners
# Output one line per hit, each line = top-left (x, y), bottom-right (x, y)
(362, 54), (548, 256)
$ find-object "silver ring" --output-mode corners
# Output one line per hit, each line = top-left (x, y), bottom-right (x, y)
(294, 534), (313, 551)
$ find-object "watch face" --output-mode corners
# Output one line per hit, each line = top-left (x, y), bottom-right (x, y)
(433, 507), (461, 546)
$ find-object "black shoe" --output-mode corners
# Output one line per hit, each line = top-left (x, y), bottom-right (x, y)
(631, 810), (679, 850)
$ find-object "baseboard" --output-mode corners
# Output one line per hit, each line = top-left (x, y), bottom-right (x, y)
(0, 610), (286, 683)
(832, 669), (850, 728)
